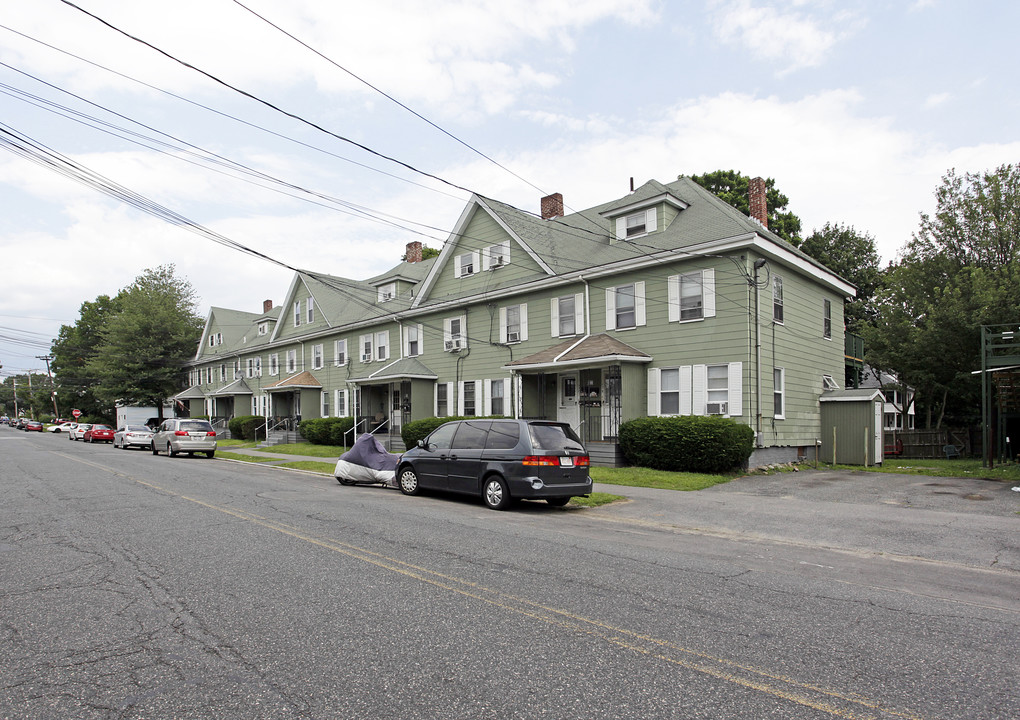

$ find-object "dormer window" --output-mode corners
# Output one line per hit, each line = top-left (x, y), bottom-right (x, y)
(614, 208), (657, 240)
(258, 322), (268, 335)
(377, 282), (397, 302)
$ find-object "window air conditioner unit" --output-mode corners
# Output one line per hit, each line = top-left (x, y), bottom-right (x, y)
(491, 255), (505, 268)
(381, 292), (393, 301)
(361, 353), (373, 363)
(706, 402), (727, 415)
(506, 331), (520, 343)
(444, 338), (463, 352)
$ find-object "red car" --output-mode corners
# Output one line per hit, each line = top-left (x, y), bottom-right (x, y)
(84, 424), (115, 443)
(24, 420), (44, 432)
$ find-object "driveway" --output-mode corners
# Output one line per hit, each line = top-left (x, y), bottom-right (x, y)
(594, 469), (1020, 574)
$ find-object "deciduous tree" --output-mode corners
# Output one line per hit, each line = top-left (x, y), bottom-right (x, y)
(689, 169), (803, 244)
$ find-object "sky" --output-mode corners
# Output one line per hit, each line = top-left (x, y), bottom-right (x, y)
(0, 0), (1017, 377)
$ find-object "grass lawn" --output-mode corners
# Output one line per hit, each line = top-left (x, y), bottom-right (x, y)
(590, 465), (740, 491)
(217, 439), (258, 449)
(215, 450), (278, 463)
(258, 442), (347, 458)
(828, 457), (1020, 483)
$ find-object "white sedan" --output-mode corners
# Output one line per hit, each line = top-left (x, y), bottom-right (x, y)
(68, 423), (92, 441)
(49, 422), (76, 433)
(113, 425), (154, 450)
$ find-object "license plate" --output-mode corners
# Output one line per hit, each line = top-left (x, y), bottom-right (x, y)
(559, 457), (574, 467)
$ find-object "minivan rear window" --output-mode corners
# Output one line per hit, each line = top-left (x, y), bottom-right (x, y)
(485, 421), (520, 450)
(180, 421), (213, 432)
(528, 423), (584, 453)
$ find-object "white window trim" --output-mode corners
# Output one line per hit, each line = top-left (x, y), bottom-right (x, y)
(377, 282), (397, 303)
(482, 241), (510, 271)
(293, 301), (301, 327)
(334, 339), (347, 366)
(334, 388), (349, 417)
(269, 353), (279, 376)
(403, 323), (423, 357)
(606, 282), (645, 331)
(551, 293), (585, 338)
(454, 251), (480, 278)
(443, 316), (466, 351)
(483, 377), (512, 416)
(648, 363), (741, 417)
(668, 269), (716, 323)
(312, 343), (324, 370)
(773, 275), (784, 324)
(286, 349), (297, 374)
(307, 297), (315, 324)
(615, 207), (657, 240)
(375, 330), (390, 362)
(499, 304), (528, 344)
(774, 367), (786, 420)
(457, 379), (481, 416)
(360, 334), (374, 363)
(434, 381), (453, 417)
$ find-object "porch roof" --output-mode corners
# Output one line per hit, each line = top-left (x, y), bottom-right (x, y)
(263, 370), (322, 392)
(208, 378), (253, 397)
(348, 356), (438, 383)
(174, 385), (206, 400)
(503, 333), (652, 371)
(819, 388), (883, 403)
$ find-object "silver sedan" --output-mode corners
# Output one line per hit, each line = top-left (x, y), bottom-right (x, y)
(113, 424), (154, 450)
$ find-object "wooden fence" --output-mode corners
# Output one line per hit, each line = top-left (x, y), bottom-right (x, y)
(884, 429), (972, 459)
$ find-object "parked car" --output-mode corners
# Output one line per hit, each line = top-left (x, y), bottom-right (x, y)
(24, 420), (44, 432)
(84, 424), (114, 443)
(113, 425), (154, 450)
(69, 423), (92, 441)
(396, 419), (592, 510)
(49, 422), (76, 433)
(151, 418), (217, 458)
(15, 418), (27, 430)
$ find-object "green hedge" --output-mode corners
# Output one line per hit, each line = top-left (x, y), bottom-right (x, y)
(228, 414), (265, 441)
(298, 417), (356, 446)
(618, 416), (754, 473)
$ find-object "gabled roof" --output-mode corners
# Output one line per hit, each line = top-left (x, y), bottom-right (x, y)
(208, 378), (253, 396)
(263, 370), (322, 391)
(819, 388), (884, 403)
(348, 356), (438, 383)
(505, 333), (652, 371)
(174, 385), (206, 400)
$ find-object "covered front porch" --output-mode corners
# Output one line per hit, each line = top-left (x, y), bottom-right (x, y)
(263, 370), (322, 433)
(506, 334), (651, 466)
(206, 378), (253, 435)
(348, 357), (437, 451)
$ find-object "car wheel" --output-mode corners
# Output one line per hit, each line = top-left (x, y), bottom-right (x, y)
(482, 476), (511, 510)
(398, 467), (420, 495)
(546, 497), (571, 507)
(151, 442), (158, 455)
(205, 451), (215, 458)
(167, 442), (177, 457)
(86, 436), (91, 443)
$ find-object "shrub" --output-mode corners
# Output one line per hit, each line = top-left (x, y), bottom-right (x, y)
(327, 417), (356, 446)
(229, 414), (265, 441)
(297, 417), (357, 446)
(618, 416), (754, 473)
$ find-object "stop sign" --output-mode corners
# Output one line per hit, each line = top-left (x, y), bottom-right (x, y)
(72, 409), (81, 418)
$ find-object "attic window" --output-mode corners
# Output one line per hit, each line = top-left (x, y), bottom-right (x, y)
(615, 208), (657, 240)
(378, 282), (397, 302)
(822, 375), (839, 391)
(258, 322), (268, 336)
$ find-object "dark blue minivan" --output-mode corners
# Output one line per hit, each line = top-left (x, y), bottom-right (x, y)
(396, 419), (592, 510)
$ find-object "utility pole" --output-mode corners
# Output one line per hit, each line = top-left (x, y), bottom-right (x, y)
(37, 355), (58, 419)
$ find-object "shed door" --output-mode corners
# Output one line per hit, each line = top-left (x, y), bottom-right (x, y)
(874, 401), (883, 465)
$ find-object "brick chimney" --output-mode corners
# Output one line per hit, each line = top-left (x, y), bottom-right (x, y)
(263, 299), (273, 313)
(405, 240), (423, 263)
(541, 193), (564, 220)
(749, 177), (768, 229)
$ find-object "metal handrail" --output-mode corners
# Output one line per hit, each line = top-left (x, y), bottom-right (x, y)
(343, 417), (368, 448)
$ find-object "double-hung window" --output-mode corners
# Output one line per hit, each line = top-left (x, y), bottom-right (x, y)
(551, 293), (584, 337)
(360, 334), (373, 363)
(490, 379), (505, 416)
(679, 272), (704, 320)
(404, 324), (422, 357)
(660, 368), (680, 415)
(334, 339), (347, 366)
(823, 299), (832, 339)
(312, 344), (323, 370)
(307, 298), (315, 324)
(286, 349), (297, 373)
(668, 269), (716, 322)
(606, 282), (645, 330)
(484, 241), (510, 270)
(375, 331), (389, 362)
(455, 252), (477, 277)
(444, 316), (465, 351)
(500, 304), (527, 343)
(773, 368), (785, 419)
(321, 391), (329, 417)
(269, 353), (279, 376)
(293, 301), (301, 327)
(773, 275), (784, 324)
(436, 383), (449, 416)
(377, 282), (396, 302)
(334, 389), (348, 417)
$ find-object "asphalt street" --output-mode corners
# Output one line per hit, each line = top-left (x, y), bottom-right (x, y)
(1, 427), (1017, 719)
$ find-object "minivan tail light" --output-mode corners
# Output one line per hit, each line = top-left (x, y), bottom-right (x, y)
(523, 455), (559, 466)
(206, 431), (217, 436)
(575, 456), (590, 467)
(174, 431), (189, 436)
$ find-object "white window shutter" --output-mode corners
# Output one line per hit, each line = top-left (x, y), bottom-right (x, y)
(457, 381), (465, 416)
(454, 257), (463, 279)
(473, 380), (482, 415)
(503, 378), (511, 414)
(635, 281), (646, 326)
(433, 383), (439, 416)
(481, 246), (491, 272)
(402, 326), (409, 357)
(417, 323), (424, 354)
(693, 364), (707, 415)
(443, 318), (452, 344)
(647, 368), (661, 416)
(499, 307), (507, 343)
(680, 365), (693, 415)
(472, 251), (480, 273)
(667, 275), (680, 322)
(550, 298), (559, 337)
(483, 379), (492, 416)
(520, 304), (528, 341)
(728, 362), (743, 416)
(574, 293), (584, 333)
(645, 207), (657, 233)
(704, 268), (716, 318)
(615, 217), (626, 240)
(606, 287), (616, 330)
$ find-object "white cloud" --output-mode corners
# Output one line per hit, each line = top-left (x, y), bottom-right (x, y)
(923, 92), (951, 109)
(708, 1), (863, 74)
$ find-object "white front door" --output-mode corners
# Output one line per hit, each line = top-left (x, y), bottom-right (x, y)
(557, 373), (579, 431)
(874, 401), (884, 465)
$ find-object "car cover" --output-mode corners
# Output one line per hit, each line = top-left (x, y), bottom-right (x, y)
(339, 432), (399, 471)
